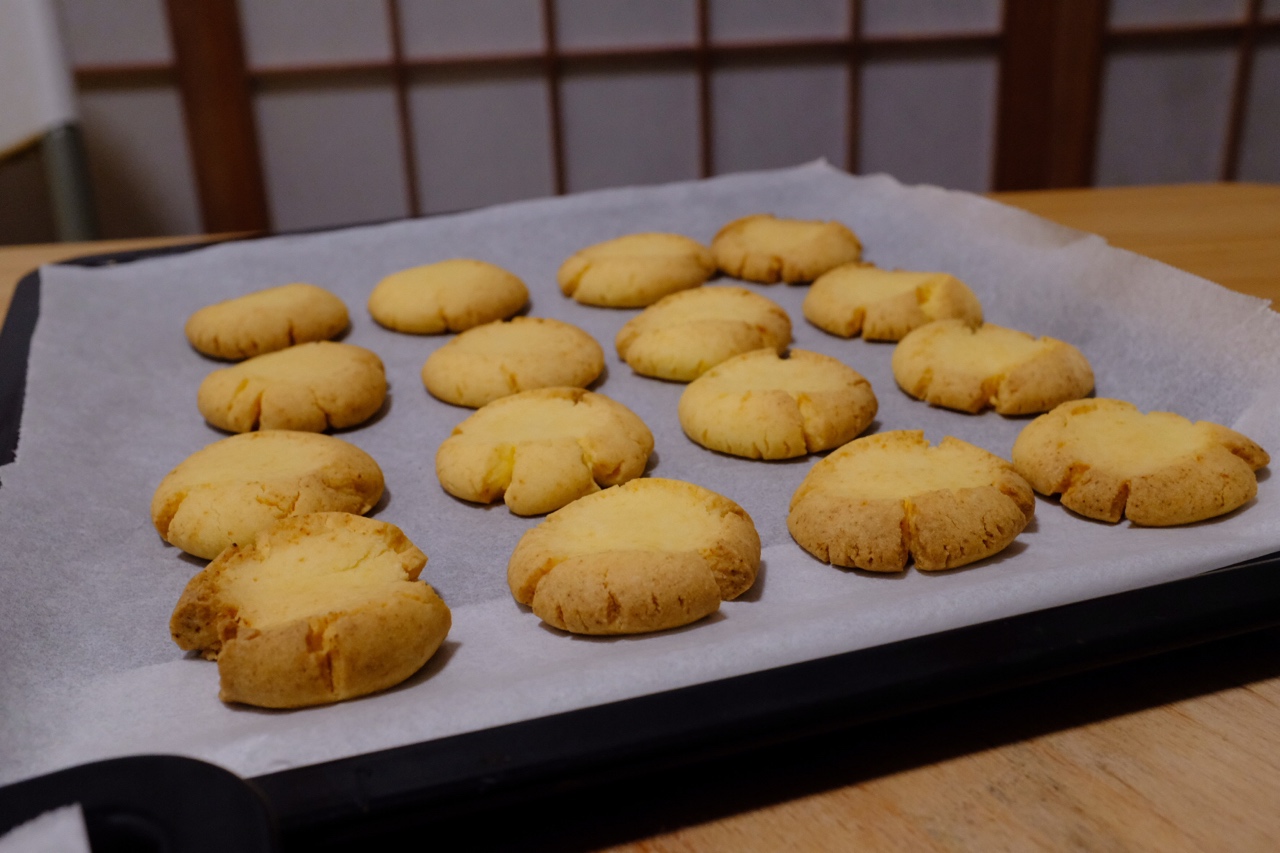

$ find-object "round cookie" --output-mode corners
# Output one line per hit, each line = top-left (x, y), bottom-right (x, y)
(788, 430), (1035, 572)
(436, 387), (654, 515)
(678, 349), (877, 459)
(1011, 398), (1269, 526)
(185, 283), (349, 360)
(171, 512), (451, 708)
(712, 213), (862, 283)
(197, 341), (386, 433)
(892, 319), (1094, 415)
(558, 232), (715, 308)
(368, 259), (528, 334)
(615, 286), (792, 382)
(508, 478), (761, 634)
(151, 431), (385, 560)
(422, 317), (605, 408)
(804, 263), (983, 341)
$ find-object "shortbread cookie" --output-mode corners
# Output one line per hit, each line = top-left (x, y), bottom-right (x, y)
(804, 263), (983, 340)
(615, 286), (791, 382)
(893, 319), (1094, 415)
(185, 283), (349, 360)
(197, 342), (386, 433)
(679, 349), (877, 459)
(171, 512), (451, 708)
(1011, 398), (1269, 525)
(368, 259), (528, 334)
(422, 317), (604, 408)
(151, 431), (384, 559)
(712, 213), (862, 283)
(437, 388), (654, 515)
(789, 431), (1035, 572)
(508, 478), (760, 634)
(558, 232), (715, 307)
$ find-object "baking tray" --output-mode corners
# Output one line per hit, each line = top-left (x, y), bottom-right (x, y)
(4, 245), (1280, 849)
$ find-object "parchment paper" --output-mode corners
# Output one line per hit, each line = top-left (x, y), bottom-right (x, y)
(3, 162), (1279, 786)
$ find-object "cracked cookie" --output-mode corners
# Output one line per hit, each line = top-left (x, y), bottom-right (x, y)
(558, 232), (715, 307)
(185, 283), (349, 360)
(368, 258), (528, 334)
(804, 263), (983, 341)
(711, 213), (862, 283)
(508, 478), (760, 634)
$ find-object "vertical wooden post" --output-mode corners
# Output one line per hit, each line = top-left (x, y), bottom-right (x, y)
(541, 0), (567, 195)
(695, 0), (713, 178)
(386, 0), (422, 216)
(1222, 0), (1262, 181)
(845, 0), (862, 174)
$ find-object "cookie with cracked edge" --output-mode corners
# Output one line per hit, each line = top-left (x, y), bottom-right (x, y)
(437, 387), (653, 515)
(197, 341), (386, 432)
(558, 232), (715, 307)
(678, 348), (877, 459)
(150, 431), (384, 560)
(508, 478), (761, 635)
(788, 430), (1035, 572)
(1011, 398), (1269, 525)
(368, 259), (528, 334)
(711, 213), (862, 283)
(422, 317), (605, 408)
(804, 263), (983, 341)
(892, 319), (1094, 415)
(185, 283), (349, 360)
(170, 512), (451, 708)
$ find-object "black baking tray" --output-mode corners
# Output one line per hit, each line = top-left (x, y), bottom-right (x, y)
(4, 246), (1280, 850)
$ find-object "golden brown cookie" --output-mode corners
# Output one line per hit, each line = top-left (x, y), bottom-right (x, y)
(170, 512), (451, 708)
(615, 286), (791, 382)
(368, 259), (528, 334)
(422, 317), (605, 408)
(678, 349), (877, 459)
(196, 341), (386, 433)
(185, 283), (349, 360)
(892, 319), (1095, 415)
(711, 213), (862, 283)
(558, 232), (715, 307)
(1011, 398), (1269, 525)
(508, 478), (761, 635)
(436, 387), (654, 515)
(788, 431), (1035, 572)
(151, 431), (384, 560)
(803, 263), (983, 341)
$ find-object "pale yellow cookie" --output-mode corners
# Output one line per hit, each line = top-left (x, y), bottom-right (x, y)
(436, 387), (654, 515)
(151, 431), (384, 560)
(197, 341), (386, 433)
(615, 286), (791, 382)
(1011, 398), (1269, 525)
(712, 213), (862, 283)
(185, 283), (349, 360)
(558, 232), (715, 307)
(892, 319), (1094, 415)
(788, 431), (1035, 572)
(804, 263), (983, 341)
(508, 478), (760, 634)
(368, 259), (528, 334)
(422, 317), (605, 408)
(678, 349), (877, 459)
(171, 512), (451, 708)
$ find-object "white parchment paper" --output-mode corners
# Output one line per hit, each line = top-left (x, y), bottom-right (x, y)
(3, 162), (1279, 786)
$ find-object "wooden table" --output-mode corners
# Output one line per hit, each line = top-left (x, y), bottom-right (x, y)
(2, 185), (1278, 850)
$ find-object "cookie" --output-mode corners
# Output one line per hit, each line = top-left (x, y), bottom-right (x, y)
(508, 478), (761, 634)
(788, 430), (1035, 572)
(436, 387), (654, 515)
(368, 259), (528, 334)
(151, 431), (384, 560)
(196, 341), (386, 433)
(678, 349), (877, 459)
(185, 283), (349, 360)
(711, 213), (862, 283)
(615, 286), (792, 382)
(892, 319), (1095, 415)
(422, 317), (605, 408)
(170, 512), (451, 708)
(804, 263), (983, 341)
(558, 232), (715, 307)
(1011, 398), (1269, 525)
